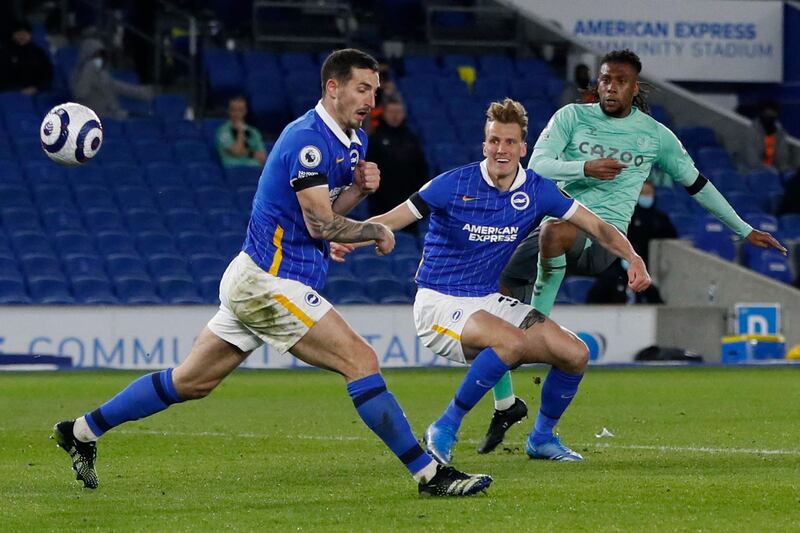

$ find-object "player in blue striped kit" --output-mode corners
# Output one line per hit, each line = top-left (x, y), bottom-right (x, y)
(52, 49), (491, 497)
(333, 98), (652, 464)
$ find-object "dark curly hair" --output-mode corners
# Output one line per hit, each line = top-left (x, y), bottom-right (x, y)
(596, 49), (651, 114)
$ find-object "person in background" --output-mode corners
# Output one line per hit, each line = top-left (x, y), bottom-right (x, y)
(559, 63), (594, 107)
(587, 181), (675, 304)
(366, 95), (428, 228)
(778, 168), (800, 215)
(216, 95), (267, 168)
(0, 19), (53, 94)
(742, 100), (790, 173)
(69, 37), (153, 119)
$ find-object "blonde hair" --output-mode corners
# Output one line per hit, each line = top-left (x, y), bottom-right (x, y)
(485, 98), (528, 140)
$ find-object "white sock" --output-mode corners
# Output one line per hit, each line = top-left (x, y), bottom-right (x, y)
(495, 396), (516, 411)
(412, 460), (439, 484)
(73, 416), (99, 442)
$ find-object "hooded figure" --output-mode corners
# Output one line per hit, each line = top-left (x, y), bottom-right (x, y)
(69, 38), (153, 119)
(742, 101), (790, 173)
(0, 19), (53, 94)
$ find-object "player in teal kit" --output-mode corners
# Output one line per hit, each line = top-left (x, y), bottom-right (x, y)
(51, 49), (491, 497)
(333, 98), (652, 464)
(480, 49), (787, 457)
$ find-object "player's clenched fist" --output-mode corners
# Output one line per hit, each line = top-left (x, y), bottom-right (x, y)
(625, 255), (652, 292)
(584, 158), (627, 180)
(374, 223), (395, 256)
(355, 160), (380, 194)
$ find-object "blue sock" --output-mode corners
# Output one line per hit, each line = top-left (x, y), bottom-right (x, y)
(532, 367), (584, 442)
(85, 368), (184, 438)
(347, 373), (432, 476)
(436, 347), (510, 432)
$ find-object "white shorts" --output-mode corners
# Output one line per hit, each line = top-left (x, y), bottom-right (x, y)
(413, 287), (534, 364)
(207, 252), (333, 354)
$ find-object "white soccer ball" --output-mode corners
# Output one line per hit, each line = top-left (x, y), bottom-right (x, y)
(40, 102), (104, 166)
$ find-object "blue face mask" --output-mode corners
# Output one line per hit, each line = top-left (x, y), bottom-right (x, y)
(638, 195), (654, 209)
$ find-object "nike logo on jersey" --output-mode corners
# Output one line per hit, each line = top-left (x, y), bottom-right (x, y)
(336, 156), (345, 163)
(462, 195), (479, 202)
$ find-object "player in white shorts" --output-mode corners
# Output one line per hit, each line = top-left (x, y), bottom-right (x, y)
(52, 49), (492, 497)
(333, 98), (652, 465)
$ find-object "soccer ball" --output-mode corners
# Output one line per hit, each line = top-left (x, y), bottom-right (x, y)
(40, 102), (103, 166)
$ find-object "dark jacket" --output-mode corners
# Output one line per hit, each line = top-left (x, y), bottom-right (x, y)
(0, 37), (52, 92)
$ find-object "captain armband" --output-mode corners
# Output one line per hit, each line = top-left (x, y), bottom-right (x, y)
(684, 173), (708, 196)
(407, 192), (431, 219)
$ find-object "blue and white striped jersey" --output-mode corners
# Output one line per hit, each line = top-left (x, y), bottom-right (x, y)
(243, 102), (368, 290)
(409, 160), (577, 297)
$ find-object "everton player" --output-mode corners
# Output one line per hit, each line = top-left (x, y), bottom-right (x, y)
(52, 49), (491, 497)
(332, 98), (651, 464)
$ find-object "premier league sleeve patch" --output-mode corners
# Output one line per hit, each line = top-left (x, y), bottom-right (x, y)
(299, 145), (322, 169)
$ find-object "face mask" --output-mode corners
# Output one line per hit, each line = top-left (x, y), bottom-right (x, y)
(638, 195), (654, 209)
(91, 57), (104, 69)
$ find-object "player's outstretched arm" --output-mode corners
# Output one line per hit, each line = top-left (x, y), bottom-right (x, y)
(296, 185), (395, 255)
(568, 205), (652, 292)
(329, 201), (419, 262)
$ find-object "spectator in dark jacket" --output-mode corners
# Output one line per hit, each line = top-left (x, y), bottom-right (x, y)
(366, 95), (428, 230)
(0, 19), (53, 94)
(588, 181), (675, 304)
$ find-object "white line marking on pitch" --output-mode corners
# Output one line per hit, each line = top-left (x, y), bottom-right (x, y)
(117, 430), (800, 456)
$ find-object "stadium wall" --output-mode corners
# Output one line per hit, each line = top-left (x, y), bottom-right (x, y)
(0, 305), (658, 369)
(651, 239), (800, 348)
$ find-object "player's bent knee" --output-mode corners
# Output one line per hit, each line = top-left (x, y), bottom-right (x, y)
(345, 344), (381, 380)
(566, 339), (590, 374)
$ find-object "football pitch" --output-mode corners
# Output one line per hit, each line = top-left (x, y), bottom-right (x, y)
(2, 366), (799, 532)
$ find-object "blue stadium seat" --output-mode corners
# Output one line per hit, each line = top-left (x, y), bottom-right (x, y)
(398, 75), (439, 99)
(165, 208), (208, 233)
(99, 118), (125, 138)
(154, 186), (197, 211)
(104, 162), (146, 186)
(124, 118), (163, 140)
(676, 126), (718, 150)
(53, 231), (96, 257)
(514, 57), (554, 78)
(95, 139), (137, 164)
(278, 51), (317, 72)
(476, 55), (515, 76)
(435, 77), (470, 98)
(0, 91), (36, 115)
(743, 169), (783, 194)
(324, 278), (370, 304)
(711, 170), (748, 194)
(125, 208), (167, 232)
(114, 277), (162, 304)
(217, 230), (244, 260)
(695, 147), (734, 172)
(326, 260), (356, 282)
(403, 55), (440, 75)
(83, 207), (125, 232)
(205, 208), (248, 233)
(235, 186), (256, 211)
(137, 231), (178, 257)
(11, 230), (55, 258)
(96, 230), (137, 256)
(195, 186), (235, 209)
(472, 76), (510, 101)
(157, 277), (204, 304)
(0, 161), (22, 183)
(29, 278), (75, 304)
(63, 254), (106, 280)
(153, 95), (188, 121)
(0, 184), (32, 209)
(162, 119), (203, 141)
(107, 254), (150, 282)
(147, 254), (191, 281)
(0, 278), (31, 304)
(745, 249), (793, 284)
(2, 206), (41, 232)
(115, 185), (155, 210)
(563, 276), (595, 304)
(745, 213), (779, 234)
(351, 255), (394, 280)
(390, 253), (421, 279)
(241, 50), (281, 77)
(24, 162), (67, 185)
(365, 277), (412, 304)
(42, 206), (86, 233)
(394, 233), (419, 255)
(224, 166), (261, 187)
(779, 214), (800, 240)
(174, 140), (212, 163)
(177, 231), (219, 256)
(648, 104), (672, 128)
(185, 162), (224, 187)
(145, 162), (184, 188)
(693, 216), (736, 261)
(32, 184), (74, 209)
(198, 277), (220, 303)
(66, 165), (105, 187)
(72, 277), (119, 304)
(189, 254), (228, 283)
(203, 48), (245, 106)
(0, 257), (23, 280)
(20, 253), (64, 281)
(73, 184), (116, 210)
(134, 139), (174, 163)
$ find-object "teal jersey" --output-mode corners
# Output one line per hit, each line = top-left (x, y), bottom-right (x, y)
(529, 103), (698, 233)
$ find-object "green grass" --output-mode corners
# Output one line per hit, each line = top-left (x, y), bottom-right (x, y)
(2, 367), (799, 532)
